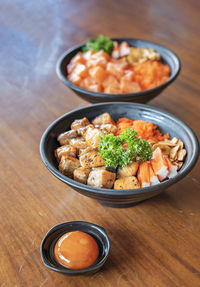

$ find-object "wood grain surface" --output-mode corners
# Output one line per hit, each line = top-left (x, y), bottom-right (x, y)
(0, 0), (199, 286)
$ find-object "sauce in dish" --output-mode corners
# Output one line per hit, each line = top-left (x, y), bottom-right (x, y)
(54, 231), (99, 270)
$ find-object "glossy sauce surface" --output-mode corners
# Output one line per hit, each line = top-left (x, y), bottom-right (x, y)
(54, 231), (99, 270)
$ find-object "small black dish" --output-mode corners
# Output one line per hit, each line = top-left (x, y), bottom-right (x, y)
(56, 38), (181, 103)
(40, 221), (110, 275)
(40, 102), (199, 207)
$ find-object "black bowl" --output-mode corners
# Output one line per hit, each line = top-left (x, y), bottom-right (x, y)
(56, 38), (181, 103)
(40, 102), (199, 207)
(40, 221), (110, 275)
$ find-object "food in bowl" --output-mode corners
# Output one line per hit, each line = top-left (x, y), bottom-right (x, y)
(54, 231), (99, 270)
(66, 35), (170, 94)
(55, 112), (186, 189)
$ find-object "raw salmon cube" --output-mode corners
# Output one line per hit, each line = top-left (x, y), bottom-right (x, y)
(82, 50), (95, 61)
(89, 66), (106, 84)
(106, 61), (128, 80)
(137, 161), (150, 187)
(102, 75), (119, 90)
(71, 52), (85, 64)
(87, 50), (109, 68)
(104, 86), (121, 94)
(79, 77), (95, 90)
(120, 78), (141, 93)
(73, 63), (88, 78)
(88, 84), (102, 93)
(151, 147), (169, 181)
(68, 73), (81, 85)
(123, 70), (134, 81)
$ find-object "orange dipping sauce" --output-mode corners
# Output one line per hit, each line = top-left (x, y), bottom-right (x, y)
(54, 231), (99, 270)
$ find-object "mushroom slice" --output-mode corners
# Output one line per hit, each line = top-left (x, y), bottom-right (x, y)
(170, 137), (178, 145)
(169, 145), (180, 160)
(177, 140), (184, 150)
(177, 149), (186, 161)
(177, 161), (183, 170)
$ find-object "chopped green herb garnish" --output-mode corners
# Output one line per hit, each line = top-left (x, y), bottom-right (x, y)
(82, 35), (114, 55)
(98, 128), (153, 168)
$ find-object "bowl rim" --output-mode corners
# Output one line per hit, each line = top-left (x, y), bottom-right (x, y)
(40, 102), (199, 197)
(40, 221), (110, 274)
(56, 37), (181, 99)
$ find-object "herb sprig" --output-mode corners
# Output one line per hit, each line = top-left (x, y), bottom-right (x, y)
(98, 129), (153, 168)
(82, 35), (114, 55)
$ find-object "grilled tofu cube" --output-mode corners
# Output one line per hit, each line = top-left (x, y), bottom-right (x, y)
(118, 161), (139, 178)
(59, 155), (80, 178)
(55, 145), (77, 161)
(83, 126), (103, 148)
(99, 124), (117, 135)
(87, 170), (116, 188)
(92, 113), (115, 125)
(70, 137), (88, 150)
(73, 167), (91, 184)
(71, 117), (90, 134)
(80, 150), (105, 168)
(114, 176), (140, 189)
(57, 130), (78, 145)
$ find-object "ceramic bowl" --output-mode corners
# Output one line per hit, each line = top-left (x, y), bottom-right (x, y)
(40, 102), (199, 207)
(40, 221), (110, 275)
(56, 38), (181, 103)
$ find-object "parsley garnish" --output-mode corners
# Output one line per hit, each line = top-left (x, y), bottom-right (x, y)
(98, 129), (153, 168)
(82, 35), (114, 55)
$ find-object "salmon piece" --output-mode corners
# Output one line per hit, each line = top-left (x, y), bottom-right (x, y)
(106, 61), (128, 80)
(80, 77), (95, 90)
(70, 137), (88, 150)
(67, 73), (81, 85)
(55, 145), (77, 161)
(83, 126), (103, 147)
(80, 150), (105, 168)
(118, 161), (139, 178)
(87, 50), (109, 68)
(137, 161), (151, 187)
(89, 66), (106, 84)
(114, 176), (140, 189)
(123, 70), (134, 81)
(72, 63), (88, 78)
(111, 41), (120, 59)
(119, 41), (130, 57)
(98, 124), (117, 135)
(164, 156), (178, 178)
(57, 130), (78, 145)
(120, 78), (141, 93)
(71, 52), (85, 64)
(71, 117), (90, 133)
(149, 163), (160, 185)
(73, 167), (91, 184)
(104, 86), (121, 94)
(88, 84), (102, 93)
(92, 113), (115, 125)
(102, 75), (119, 89)
(87, 170), (116, 188)
(82, 50), (95, 61)
(151, 147), (169, 181)
(59, 155), (81, 178)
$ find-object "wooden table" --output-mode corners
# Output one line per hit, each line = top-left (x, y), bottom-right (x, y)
(0, 1), (199, 286)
